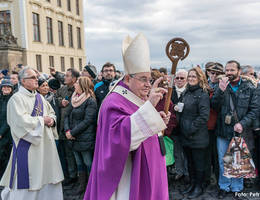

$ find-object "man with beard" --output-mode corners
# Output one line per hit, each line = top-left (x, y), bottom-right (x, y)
(211, 60), (259, 199)
(94, 62), (116, 109)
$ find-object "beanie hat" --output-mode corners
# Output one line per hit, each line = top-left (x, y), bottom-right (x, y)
(0, 69), (9, 76)
(205, 62), (215, 71)
(84, 64), (97, 79)
(48, 78), (61, 90)
(208, 62), (224, 74)
(38, 78), (47, 87)
(0, 78), (13, 88)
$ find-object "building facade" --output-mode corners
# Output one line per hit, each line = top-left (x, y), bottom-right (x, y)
(0, 0), (86, 73)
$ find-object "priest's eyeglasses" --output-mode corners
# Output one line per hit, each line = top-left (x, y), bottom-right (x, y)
(23, 76), (38, 80)
(129, 74), (153, 84)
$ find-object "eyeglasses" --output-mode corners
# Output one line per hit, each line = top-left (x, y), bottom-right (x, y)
(103, 69), (114, 73)
(130, 75), (153, 84)
(23, 76), (38, 80)
(175, 77), (185, 80)
(210, 71), (220, 76)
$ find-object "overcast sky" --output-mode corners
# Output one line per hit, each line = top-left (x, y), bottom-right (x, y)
(83, 0), (260, 72)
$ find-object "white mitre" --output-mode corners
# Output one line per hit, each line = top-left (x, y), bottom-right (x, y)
(122, 33), (151, 74)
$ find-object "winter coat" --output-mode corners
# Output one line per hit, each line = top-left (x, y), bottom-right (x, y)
(45, 92), (61, 134)
(170, 86), (186, 136)
(155, 96), (177, 137)
(56, 85), (74, 139)
(211, 78), (259, 141)
(179, 84), (210, 148)
(94, 79), (113, 109)
(0, 93), (12, 144)
(0, 93), (13, 178)
(64, 97), (97, 152)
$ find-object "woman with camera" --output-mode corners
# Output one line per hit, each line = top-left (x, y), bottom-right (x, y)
(178, 66), (210, 199)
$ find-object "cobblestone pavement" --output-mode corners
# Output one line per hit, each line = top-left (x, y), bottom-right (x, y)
(1, 175), (260, 200)
(167, 173), (260, 200)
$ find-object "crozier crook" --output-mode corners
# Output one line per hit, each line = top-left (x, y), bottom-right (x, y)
(164, 38), (190, 115)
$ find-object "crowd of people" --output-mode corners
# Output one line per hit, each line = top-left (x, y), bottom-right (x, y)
(0, 33), (260, 200)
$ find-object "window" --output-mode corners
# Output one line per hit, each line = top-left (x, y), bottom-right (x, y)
(0, 10), (11, 35)
(67, 0), (71, 11)
(46, 17), (53, 44)
(79, 58), (82, 71)
(58, 21), (64, 46)
(76, 0), (80, 15)
(57, 0), (61, 7)
(61, 57), (65, 71)
(49, 56), (54, 67)
(76, 27), (81, 49)
(68, 24), (73, 47)
(36, 55), (42, 72)
(70, 57), (74, 68)
(32, 13), (40, 41)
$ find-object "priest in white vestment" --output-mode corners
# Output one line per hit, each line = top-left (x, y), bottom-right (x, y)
(0, 67), (64, 200)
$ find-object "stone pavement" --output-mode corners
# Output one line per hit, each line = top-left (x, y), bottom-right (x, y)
(167, 173), (260, 200)
(1, 175), (260, 200)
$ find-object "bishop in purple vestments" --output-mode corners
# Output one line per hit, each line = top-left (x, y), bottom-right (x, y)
(84, 33), (171, 200)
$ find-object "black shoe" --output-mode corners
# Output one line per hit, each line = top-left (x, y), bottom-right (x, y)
(188, 185), (203, 199)
(202, 180), (211, 189)
(181, 184), (195, 195)
(218, 189), (228, 199)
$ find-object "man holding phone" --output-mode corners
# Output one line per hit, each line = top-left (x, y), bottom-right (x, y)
(211, 60), (259, 199)
(56, 68), (80, 185)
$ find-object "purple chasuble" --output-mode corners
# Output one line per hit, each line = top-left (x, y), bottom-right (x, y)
(84, 81), (168, 200)
(9, 93), (43, 189)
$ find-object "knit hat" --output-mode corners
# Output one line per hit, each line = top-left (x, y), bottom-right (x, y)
(122, 33), (151, 74)
(205, 62), (215, 71)
(84, 63), (97, 79)
(38, 78), (47, 87)
(48, 78), (61, 90)
(0, 69), (9, 76)
(0, 79), (13, 88)
(208, 62), (224, 74)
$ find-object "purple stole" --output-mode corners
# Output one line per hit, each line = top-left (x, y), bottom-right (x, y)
(9, 93), (43, 189)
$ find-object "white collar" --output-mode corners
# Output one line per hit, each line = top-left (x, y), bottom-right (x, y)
(19, 86), (37, 97)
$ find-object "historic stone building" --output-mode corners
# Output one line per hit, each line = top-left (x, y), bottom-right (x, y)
(0, 0), (86, 73)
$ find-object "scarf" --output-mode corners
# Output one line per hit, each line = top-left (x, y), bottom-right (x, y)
(71, 92), (89, 108)
(175, 84), (186, 98)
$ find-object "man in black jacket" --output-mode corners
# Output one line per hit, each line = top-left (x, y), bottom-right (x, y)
(211, 60), (259, 198)
(56, 68), (80, 185)
(94, 62), (116, 109)
(170, 69), (188, 180)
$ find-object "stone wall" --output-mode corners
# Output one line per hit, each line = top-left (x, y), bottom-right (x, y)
(0, 47), (25, 70)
